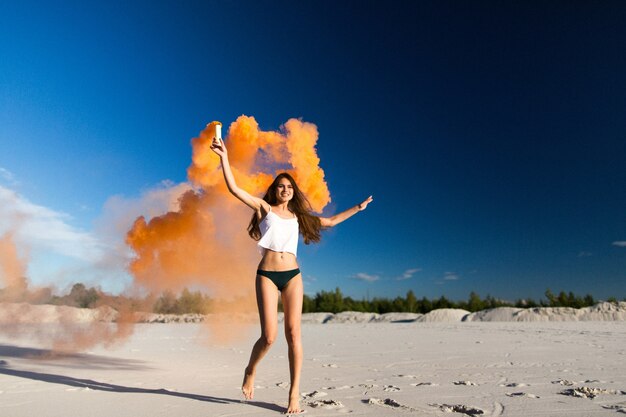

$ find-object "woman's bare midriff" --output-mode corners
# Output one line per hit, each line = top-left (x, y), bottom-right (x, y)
(257, 249), (298, 271)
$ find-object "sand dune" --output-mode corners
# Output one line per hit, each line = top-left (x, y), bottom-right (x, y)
(0, 303), (118, 324)
(464, 302), (626, 322)
(418, 308), (470, 322)
(1, 302), (626, 325)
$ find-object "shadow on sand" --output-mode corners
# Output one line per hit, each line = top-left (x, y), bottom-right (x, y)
(0, 344), (151, 371)
(0, 347), (285, 413)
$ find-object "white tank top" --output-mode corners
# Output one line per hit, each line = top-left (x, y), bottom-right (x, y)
(257, 207), (299, 257)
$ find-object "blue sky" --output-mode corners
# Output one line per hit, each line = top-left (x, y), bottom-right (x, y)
(1, 0), (625, 301)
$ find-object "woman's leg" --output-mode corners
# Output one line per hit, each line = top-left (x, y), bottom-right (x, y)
(242, 275), (279, 400)
(281, 274), (304, 413)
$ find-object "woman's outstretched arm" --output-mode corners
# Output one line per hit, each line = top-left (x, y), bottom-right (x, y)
(210, 136), (269, 214)
(319, 196), (373, 227)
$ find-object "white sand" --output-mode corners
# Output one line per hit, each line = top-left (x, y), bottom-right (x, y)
(1, 318), (625, 416)
(465, 302), (626, 322)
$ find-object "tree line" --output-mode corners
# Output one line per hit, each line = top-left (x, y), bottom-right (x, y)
(298, 288), (612, 314)
(17, 283), (620, 315)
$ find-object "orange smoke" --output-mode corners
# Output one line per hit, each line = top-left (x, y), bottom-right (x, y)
(126, 116), (331, 340)
(126, 188), (257, 296)
(0, 233), (50, 303)
(0, 232), (28, 300)
(0, 233), (133, 352)
(186, 116), (331, 211)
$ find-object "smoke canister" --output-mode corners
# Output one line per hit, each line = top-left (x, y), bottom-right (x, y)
(215, 122), (222, 141)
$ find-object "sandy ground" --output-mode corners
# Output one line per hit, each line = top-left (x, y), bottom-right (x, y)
(1, 321), (625, 416)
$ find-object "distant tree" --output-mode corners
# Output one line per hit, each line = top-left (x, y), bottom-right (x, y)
(483, 295), (503, 309)
(515, 298), (538, 308)
(467, 291), (484, 312)
(68, 283), (99, 308)
(392, 296), (406, 312)
(405, 290), (418, 313)
(315, 288), (345, 313)
(544, 289), (557, 307)
(418, 297), (433, 314)
(344, 297), (367, 312)
(153, 290), (178, 314)
(370, 297), (393, 314)
(302, 294), (315, 313)
(177, 288), (210, 314)
(433, 295), (452, 310)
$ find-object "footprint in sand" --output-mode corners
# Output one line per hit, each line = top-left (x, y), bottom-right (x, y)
(305, 399), (344, 409)
(276, 382), (289, 389)
(322, 385), (353, 390)
(454, 380), (478, 386)
(394, 374), (418, 379)
(506, 392), (540, 398)
(359, 383), (378, 395)
(411, 382), (438, 387)
(323, 363), (338, 368)
(302, 391), (328, 399)
(499, 382), (527, 388)
(429, 403), (485, 416)
(383, 385), (401, 392)
(552, 379), (576, 386)
(367, 398), (418, 412)
(560, 387), (626, 399)
(602, 405), (626, 414)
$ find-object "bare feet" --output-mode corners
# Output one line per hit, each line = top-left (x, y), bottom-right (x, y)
(242, 367), (255, 400)
(286, 393), (304, 414)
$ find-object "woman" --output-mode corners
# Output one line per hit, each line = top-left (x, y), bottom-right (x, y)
(210, 135), (372, 414)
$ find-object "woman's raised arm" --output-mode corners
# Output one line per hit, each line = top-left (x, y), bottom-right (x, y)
(210, 137), (269, 214)
(319, 195), (373, 227)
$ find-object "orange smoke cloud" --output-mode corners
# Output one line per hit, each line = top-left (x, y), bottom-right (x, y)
(126, 116), (331, 340)
(0, 232), (133, 352)
(0, 232), (28, 300)
(186, 116), (330, 211)
(283, 118), (330, 212)
(0, 233), (50, 303)
(126, 188), (257, 296)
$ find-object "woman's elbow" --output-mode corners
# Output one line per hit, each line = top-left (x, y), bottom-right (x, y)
(227, 185), (241, 197)
(323, 217), (336, 228)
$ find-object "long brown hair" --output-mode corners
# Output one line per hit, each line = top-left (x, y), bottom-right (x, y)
(248, 172), (323, 244)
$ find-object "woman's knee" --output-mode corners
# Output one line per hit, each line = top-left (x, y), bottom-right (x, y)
(260, 330), (277, 347)
(284, 324), (301, 346)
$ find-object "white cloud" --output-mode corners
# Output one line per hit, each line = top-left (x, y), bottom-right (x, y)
(0, 167), (18, 186)
(443, 272), (459, 281)
(97, 180), (194, 238)
(304, 275), (318, 282)
(0, 178), (196, 294)
(612, 241), (626, 247)
(353, 272), (380, 282)
(396, 267), (422, 281)
(0, 185), (104, 262)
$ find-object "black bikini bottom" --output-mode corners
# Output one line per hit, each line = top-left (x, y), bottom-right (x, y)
(257, 268), (301, 291)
